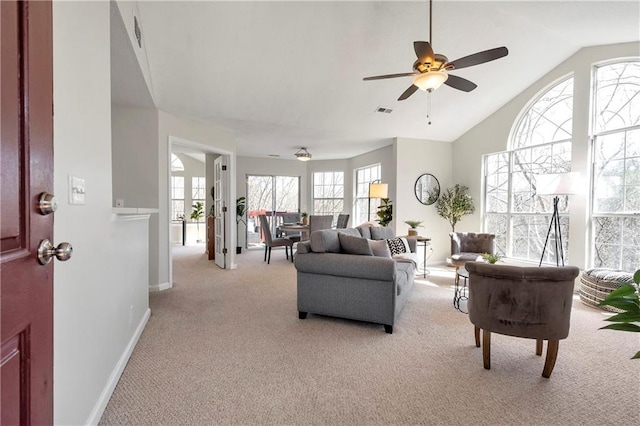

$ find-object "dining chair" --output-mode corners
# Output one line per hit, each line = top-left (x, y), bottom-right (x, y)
(309, 215), (333, 234)
(336, 213), (350, 228)
(258, 215), (294, 264)
(280, 213), (302, 242)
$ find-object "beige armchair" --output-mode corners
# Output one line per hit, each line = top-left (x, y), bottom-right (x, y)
(466, 262), (580, 378)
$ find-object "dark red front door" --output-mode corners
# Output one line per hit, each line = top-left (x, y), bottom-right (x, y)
(1, 0), (54, 424)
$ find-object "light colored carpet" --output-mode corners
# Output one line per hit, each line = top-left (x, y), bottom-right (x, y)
(100, 245), (639, 425)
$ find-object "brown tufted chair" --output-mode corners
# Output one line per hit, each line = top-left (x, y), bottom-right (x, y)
(450, 232), (495, 285)
(466, 262), (580, 378)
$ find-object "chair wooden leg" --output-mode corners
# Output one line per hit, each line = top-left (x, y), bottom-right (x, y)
(542, 340), (559, 378)
(267, 247), (272, 264)
(285, 246), (289, 260)
(482, 330), (491, 370)
(536, 339), (543, 356)
(474, 326), (481, 348)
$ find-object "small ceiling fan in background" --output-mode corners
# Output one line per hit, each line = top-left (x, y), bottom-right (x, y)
(363, 0), (509, 102)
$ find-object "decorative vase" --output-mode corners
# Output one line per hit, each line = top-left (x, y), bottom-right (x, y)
(408, 228), (418, 237)
(302, 217), (308, 225)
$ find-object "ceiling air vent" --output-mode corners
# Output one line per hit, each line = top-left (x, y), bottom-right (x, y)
(134, 16), (142, 48)
(376, 106), (393, 114)
(268, 154), (280, 158)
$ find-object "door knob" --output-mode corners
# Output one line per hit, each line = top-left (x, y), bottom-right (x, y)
(37, 239), (73, 265)
(38, 192), (58, 215)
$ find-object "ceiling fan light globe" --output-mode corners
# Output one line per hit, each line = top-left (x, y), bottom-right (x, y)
(413, 70), (448, 91)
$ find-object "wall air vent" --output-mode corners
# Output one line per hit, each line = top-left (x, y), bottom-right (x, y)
(376, 106), (393, 114)
(134, 16), (142, 48)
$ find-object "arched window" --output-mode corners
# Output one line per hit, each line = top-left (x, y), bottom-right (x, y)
(171, 153), (184, 172)
(484, 76), (574, 263)
(591, 60), (640, 270)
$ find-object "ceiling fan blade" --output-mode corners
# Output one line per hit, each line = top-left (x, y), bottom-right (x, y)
(398, 84), (419, 101)
(444, 74), (478, 92)
(414, 41), (435, 65)
(446, 46), (509, 70)
(363, 72), (416, 81)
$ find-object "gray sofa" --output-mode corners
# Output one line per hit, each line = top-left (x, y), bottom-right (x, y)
(294, 225), (417, 334)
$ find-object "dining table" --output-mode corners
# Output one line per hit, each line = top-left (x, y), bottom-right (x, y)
(278, 223), (310, 241)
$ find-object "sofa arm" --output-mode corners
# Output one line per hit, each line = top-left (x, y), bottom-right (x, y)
(296, 241), (311, 254)
(295, 252), (396, 281)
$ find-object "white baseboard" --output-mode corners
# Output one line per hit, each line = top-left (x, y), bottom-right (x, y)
(85, 308), (151, 425)
(148, 281), (171, 292)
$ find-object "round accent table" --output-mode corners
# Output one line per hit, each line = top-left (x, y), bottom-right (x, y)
(454, 267), (469, 313)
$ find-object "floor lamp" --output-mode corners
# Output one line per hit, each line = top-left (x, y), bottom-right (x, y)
(368, 181), (388, 221)
(536, 172), (578, 267)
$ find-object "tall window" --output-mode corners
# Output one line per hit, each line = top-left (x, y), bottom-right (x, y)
(484, 77), (574, 262)
(355, 164), (381, 224)
(191, 176), (206, 220)
(171, 176), (185, 220)
(591, 60), (640, 270)
(313, 171), (344, 220)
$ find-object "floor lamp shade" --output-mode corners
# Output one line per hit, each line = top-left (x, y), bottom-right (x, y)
(535, 172), (579, 267)
(369, 183), (388, 199)
(536, 172), (580, 196)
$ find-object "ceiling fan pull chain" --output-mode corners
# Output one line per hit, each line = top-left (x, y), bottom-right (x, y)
(426, 90), (432, 125)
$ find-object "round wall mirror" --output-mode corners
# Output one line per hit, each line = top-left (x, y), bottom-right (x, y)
(414, 173), (440, 205)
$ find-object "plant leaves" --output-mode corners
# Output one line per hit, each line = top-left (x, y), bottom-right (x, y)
(599, 299), (638, 311)
(634, 269), (640, 285)
(632, 351), (640, 360)
(600, 284), (637, 301)
(604, 311), (640, 323)
(599, 323), (640, 332)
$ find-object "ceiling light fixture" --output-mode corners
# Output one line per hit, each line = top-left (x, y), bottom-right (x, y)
(295, 147), (312, 162)
(413, 70), (448, 92)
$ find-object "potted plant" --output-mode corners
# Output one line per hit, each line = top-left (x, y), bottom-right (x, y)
(481, 252), (502, 264)
(376, 198), (393, 227)
(435, 184), (475, 232)
(236, 197), (247, 254)
(599, 268), (640, 359)
(190, 201), (204, 242)
(301, 212), (308, 225)
(404, 220), (424, 237)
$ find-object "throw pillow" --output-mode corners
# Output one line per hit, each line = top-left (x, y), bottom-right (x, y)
(387, 237), (410, 256)
(338, 233), (373, 256)
(369, 239), (392, 257)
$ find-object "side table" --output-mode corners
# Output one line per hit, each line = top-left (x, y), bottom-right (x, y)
(454, 267), (469, 313)
(413, 236), (432, 278)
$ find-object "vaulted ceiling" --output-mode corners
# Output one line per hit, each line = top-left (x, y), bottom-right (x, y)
(115, 1), (640, 160)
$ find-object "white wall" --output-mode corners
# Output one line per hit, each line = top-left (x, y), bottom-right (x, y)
(452, 42), (640, 269)
(114, 0), (155, 105)
(53, 2), (149, 424)
(111, 105), (159, 208)
(394, 138), (453, 263)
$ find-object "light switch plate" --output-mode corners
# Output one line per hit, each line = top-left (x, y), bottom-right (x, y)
(69, 175), (86, 205)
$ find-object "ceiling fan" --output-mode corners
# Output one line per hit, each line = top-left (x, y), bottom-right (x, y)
(363, 0), (508, 101)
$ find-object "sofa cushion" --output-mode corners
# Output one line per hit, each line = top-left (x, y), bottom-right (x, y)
(309, 228), (359, 253)
(310, 230), (341, 253)
(371, 226), (395, 240)
(386, 237), (410, 255)
(338, 233), (373, 256)
(356, 225), (372, 239)
(369, 239), (392, 258)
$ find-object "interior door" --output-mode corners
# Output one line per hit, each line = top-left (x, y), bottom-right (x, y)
(213, 156), (226, 268)
(1, 1), (54, 424)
